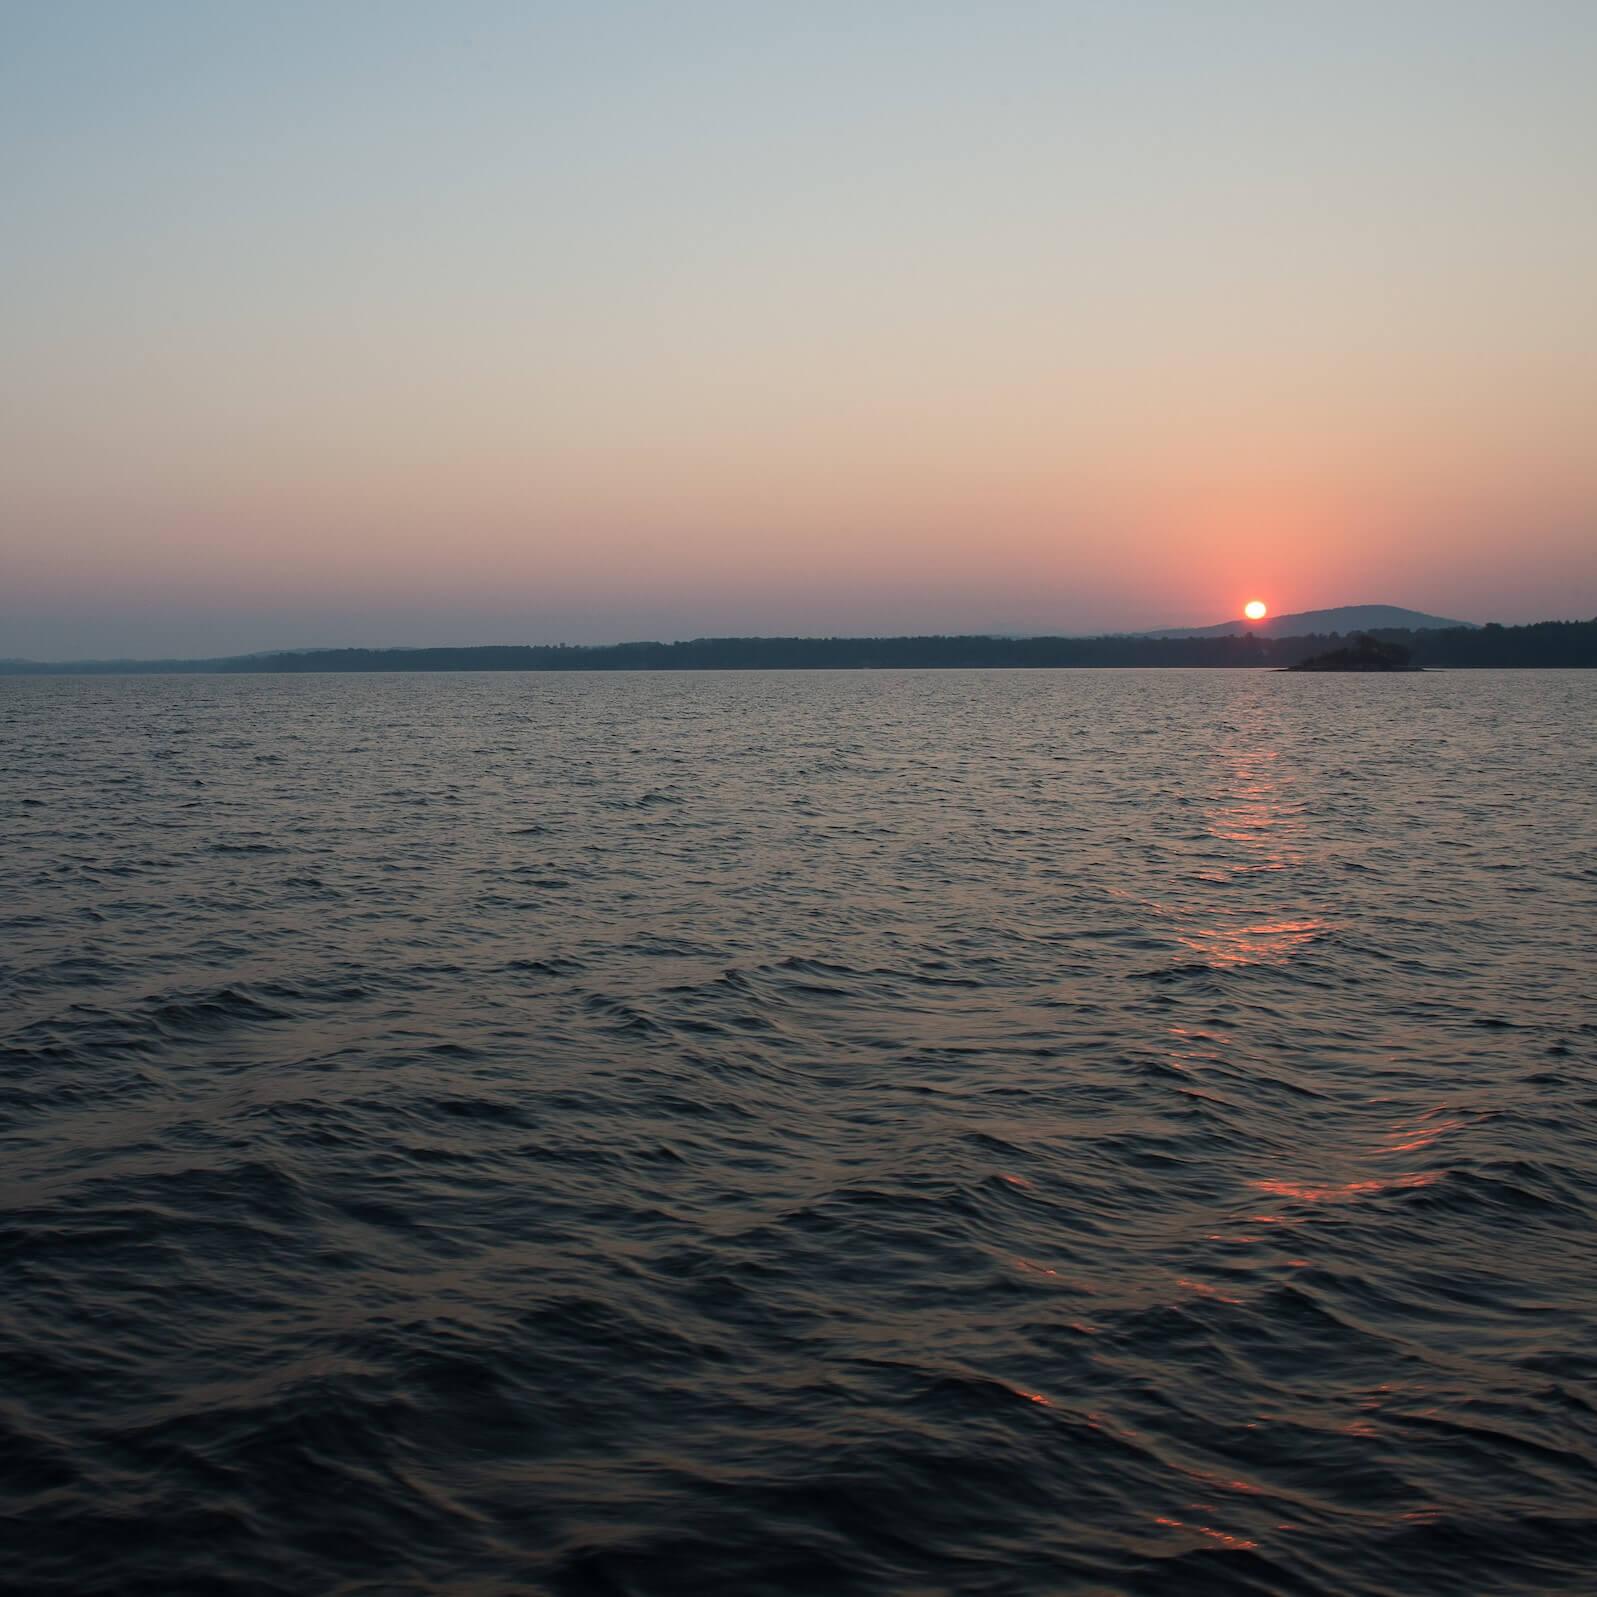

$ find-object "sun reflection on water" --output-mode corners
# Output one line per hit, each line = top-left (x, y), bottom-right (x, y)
(1175, 917), (1325, 966)
(1252, 1173), (1436, 1203)
(1172, 734), (1329, 969)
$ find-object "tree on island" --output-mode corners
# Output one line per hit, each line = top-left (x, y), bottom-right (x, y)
(1285, 634), (1421, 672)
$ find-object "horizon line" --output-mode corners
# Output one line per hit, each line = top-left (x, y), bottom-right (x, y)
(16, 615), (1597, 672)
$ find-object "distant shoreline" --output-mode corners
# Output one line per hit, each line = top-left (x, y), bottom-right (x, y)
(4, 619), (1595, 673)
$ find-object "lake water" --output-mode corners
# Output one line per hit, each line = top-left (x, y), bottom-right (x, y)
(3, 669), (1595, 1596)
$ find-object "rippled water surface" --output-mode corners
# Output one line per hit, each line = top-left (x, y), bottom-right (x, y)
(3, 669), (1596, 1597)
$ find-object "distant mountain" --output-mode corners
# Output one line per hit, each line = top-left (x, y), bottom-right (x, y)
(1142, 604), (1475, 639)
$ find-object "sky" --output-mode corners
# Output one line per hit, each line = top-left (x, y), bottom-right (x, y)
(2, 1), (1595, 658)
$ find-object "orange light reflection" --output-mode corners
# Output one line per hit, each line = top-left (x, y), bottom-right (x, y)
(1154, 1516), (1260, 1551)
(1252, 1173), (1435, 1203)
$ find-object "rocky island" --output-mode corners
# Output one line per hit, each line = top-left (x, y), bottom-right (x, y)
(1285, 635), (1424, 672)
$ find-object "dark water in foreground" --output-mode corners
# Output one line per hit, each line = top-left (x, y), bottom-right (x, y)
(3, 669), (1595, 1597)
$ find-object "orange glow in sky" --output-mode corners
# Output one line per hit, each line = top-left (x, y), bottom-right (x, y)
(2, 6), (1595, 658)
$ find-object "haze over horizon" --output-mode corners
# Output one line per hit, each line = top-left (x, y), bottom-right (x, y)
(0, 598), (1495, 665)
(4, 3), (1595, 660)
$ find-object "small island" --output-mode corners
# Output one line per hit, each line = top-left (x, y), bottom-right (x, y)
(1284, 635), (1424, 672)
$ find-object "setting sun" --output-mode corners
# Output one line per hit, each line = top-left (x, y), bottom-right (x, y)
(1243, 600), (1268, 621)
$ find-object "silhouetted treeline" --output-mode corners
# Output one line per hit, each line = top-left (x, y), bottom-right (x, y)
(1285, 635), (1419, 672)
(5, 617), (1595, 673)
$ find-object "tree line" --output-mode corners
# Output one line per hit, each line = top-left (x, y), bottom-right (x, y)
(5, 617), (1595, 672)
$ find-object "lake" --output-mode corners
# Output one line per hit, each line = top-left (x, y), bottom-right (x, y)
(3, 669), (1594, 1595)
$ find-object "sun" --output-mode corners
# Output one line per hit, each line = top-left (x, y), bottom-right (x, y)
(1243, 600), (1268, 621)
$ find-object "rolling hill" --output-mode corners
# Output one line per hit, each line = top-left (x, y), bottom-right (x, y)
(1142, 604), (1474, 639)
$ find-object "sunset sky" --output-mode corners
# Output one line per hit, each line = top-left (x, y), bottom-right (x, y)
(3, 2), (1595, 658)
